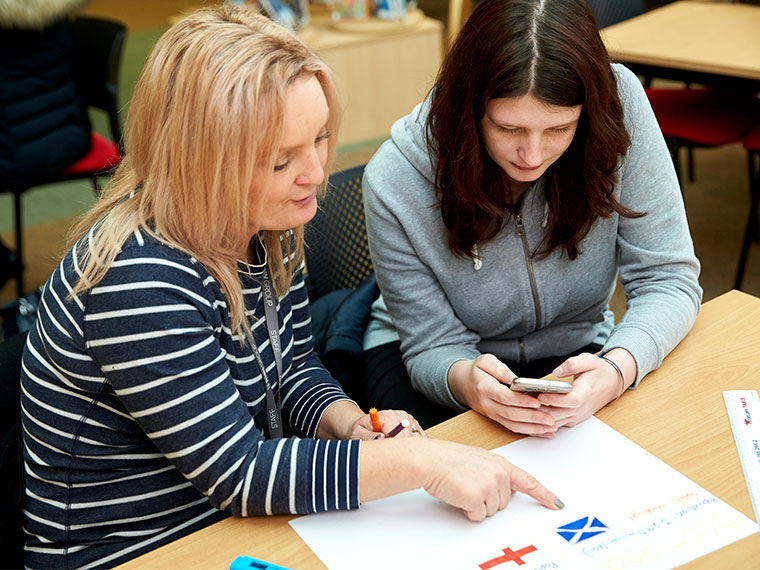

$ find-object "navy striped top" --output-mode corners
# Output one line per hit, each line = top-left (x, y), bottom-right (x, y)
(21, 228), (360, 569)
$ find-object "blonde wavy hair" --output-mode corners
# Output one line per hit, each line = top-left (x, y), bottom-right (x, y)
(70, 4), (341, 338)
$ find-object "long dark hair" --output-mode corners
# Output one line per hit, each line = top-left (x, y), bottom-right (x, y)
(427, 0), (641, 260)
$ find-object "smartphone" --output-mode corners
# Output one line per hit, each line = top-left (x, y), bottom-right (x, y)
(510, 377), (572, 394)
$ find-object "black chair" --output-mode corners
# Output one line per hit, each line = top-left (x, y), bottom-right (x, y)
(736, 124), (760, 290)
(2, 16), (126, 297)
(305, 164), (374, 408)
(69, 16), (126, 155)
(645, 87), (760, 185)
(0, 331), (29, 569)
(304, 164), (373, 300)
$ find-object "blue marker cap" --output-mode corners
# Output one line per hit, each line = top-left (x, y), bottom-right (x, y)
(230, 555), (293, 570)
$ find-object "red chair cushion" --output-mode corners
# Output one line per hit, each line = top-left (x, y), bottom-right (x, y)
(61, 132), (120, 174)
(743, 123), (760, 151)
(645, 87), (760, 146)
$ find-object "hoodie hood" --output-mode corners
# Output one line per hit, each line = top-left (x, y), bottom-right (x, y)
(389, 95), (438, 186)
(0, 0), (89, 30)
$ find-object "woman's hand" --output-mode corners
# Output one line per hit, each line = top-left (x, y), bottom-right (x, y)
(448, 355), (558, 437)
(537, 349), (637, 429)
(420, 439), (561, 521)
(317, 401), (425, 440)
(350, 408), (426, 440)
(360, 437), (563, 521)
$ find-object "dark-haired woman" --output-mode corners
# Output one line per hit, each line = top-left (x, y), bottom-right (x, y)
(362, 0), (702, 434)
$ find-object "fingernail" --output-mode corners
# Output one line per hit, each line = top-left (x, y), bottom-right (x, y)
(554, 366), (563, 376)
(554, 498), (565, 509)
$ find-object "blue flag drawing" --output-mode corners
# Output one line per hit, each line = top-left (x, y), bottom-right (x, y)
(556, 516), (609, 544)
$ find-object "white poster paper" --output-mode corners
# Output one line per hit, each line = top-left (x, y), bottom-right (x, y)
(289, 417), (758, 570)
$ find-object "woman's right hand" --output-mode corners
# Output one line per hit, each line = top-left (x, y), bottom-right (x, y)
(359, 437), (562, 521)
(418, 439), (562, 521)
(448, 355), (558, 437)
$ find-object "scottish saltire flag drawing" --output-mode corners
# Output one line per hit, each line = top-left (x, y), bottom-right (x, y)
(556, 516), (609, 544)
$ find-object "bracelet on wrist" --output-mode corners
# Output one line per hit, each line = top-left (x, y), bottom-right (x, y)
(598, 354), (625, 396)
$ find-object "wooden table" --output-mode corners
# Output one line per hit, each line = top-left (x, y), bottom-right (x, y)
(601, 0), (760, 91)
(117, 290), (760, 569)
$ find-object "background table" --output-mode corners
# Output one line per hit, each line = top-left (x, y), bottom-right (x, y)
(169, 8), (444, 147)
(303, 12), (443, 147)
(117, 290), (760, 569)
(601, 0), (760, 91)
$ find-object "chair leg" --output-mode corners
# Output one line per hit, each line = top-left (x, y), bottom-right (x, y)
(735, 151), (759, 290)
(12, 193), (24, 297)
(751, 154), (760, 243)
(90, 176), (102, 196)
(666, 137), (682, 188)
(687, 145), (695, 183)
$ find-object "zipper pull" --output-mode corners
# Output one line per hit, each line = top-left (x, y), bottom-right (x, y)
(515, 214), (524, 236)
(471, 244), (482, 271)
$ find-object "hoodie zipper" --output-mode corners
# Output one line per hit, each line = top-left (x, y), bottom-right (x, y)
(515, 211), (542, 349)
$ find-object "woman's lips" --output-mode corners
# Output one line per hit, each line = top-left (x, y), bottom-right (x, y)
(293, 189), (317, 205)
(512, 163), (542, 172)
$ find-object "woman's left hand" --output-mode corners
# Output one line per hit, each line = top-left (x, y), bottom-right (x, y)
(350, 409), (426, 440)
(317, 401), (425, 440)
(536, 349), (636, 430)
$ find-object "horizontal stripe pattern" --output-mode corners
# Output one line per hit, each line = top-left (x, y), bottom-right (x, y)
(21, 230), (360, 569)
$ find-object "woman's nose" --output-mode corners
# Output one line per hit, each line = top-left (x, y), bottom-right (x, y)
(296, 147), (325, 186)
(518, 136), (542, 166)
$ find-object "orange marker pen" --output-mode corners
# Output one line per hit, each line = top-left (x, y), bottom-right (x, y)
(369, 408), (382, 432)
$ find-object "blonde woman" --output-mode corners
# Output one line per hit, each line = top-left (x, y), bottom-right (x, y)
(20, 6), (560, 568)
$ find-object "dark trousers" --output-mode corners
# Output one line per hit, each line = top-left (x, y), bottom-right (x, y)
(363, 341), (603, 429)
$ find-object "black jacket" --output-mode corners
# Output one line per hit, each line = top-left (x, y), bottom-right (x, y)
(310, 274), (379, 408)
(0, 19), (91, 184)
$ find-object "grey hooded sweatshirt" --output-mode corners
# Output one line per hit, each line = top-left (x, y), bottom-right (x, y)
(362, 64), (702, 410)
